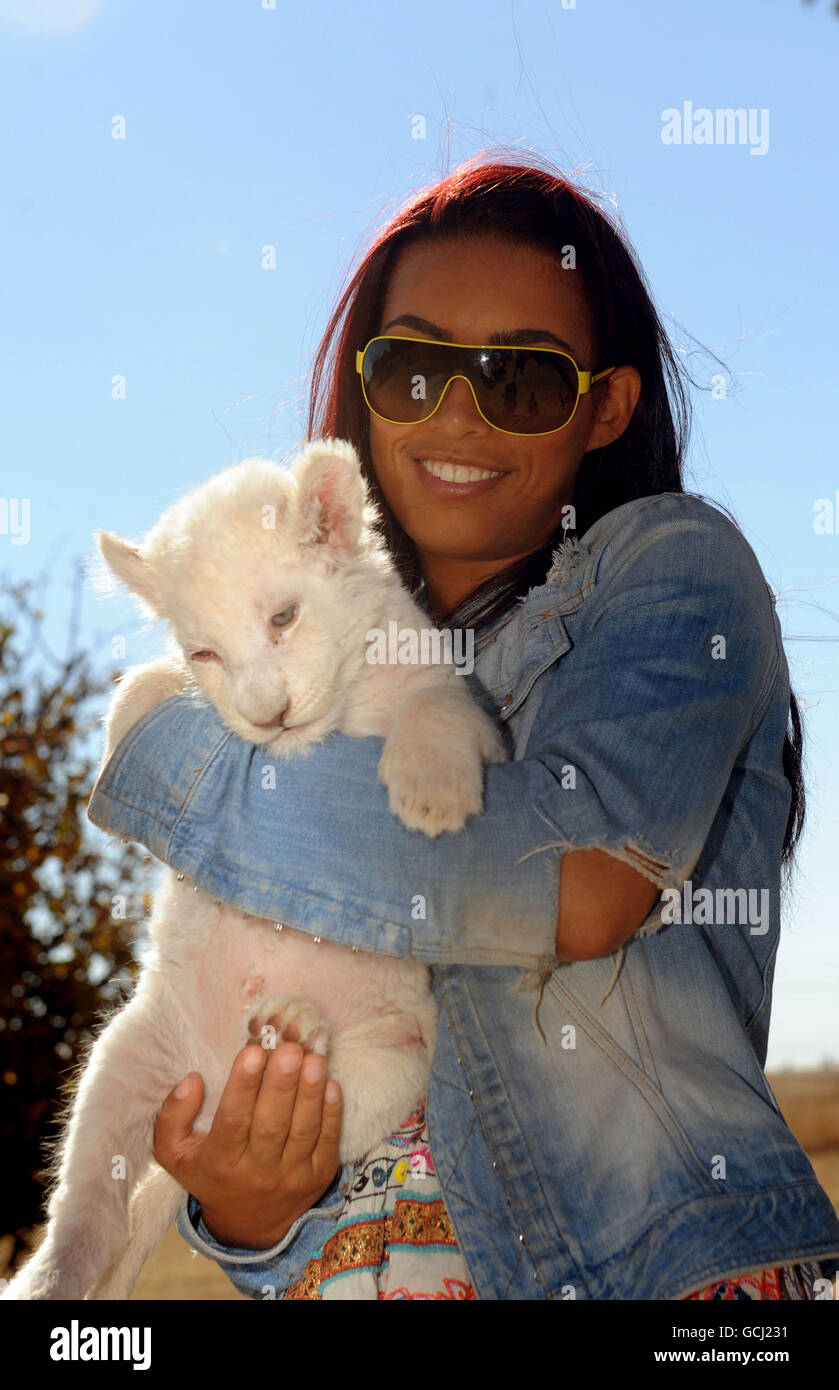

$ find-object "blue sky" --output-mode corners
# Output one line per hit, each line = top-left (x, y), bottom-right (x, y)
(1, 0), (837, 1068)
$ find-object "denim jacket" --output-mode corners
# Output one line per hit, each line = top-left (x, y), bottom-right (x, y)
(87, 491), (839, 1300)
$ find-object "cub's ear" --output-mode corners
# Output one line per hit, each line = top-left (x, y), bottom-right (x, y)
(294, 438), (368, 557)
(94, 531), (163, 617)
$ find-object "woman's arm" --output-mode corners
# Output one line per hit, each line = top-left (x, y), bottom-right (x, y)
(556, 848), (662, 960)
(88, 693), (560, 969)
(88, 501), (783, 970)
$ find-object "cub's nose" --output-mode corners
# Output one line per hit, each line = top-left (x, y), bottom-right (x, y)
(252, 700), (290, 730)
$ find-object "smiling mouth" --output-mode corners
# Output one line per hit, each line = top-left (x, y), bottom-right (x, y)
(416, 457), (505, 483)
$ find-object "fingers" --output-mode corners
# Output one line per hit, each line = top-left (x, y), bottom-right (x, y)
(281, 1052), (339, 1170)
(248, 1042), (308, 1167)
(153, 1071), (205, 1174)
(204, 1043), (270, 1162)
(312, 1078), (343, 1173)
(155, 1042), (345, 1201)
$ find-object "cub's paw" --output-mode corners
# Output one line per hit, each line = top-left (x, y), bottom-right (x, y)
(243, 996), (329, 1056)
(378, 744), (484, 836)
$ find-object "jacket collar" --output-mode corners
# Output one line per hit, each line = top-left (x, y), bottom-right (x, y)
(472, 495), (676, 720)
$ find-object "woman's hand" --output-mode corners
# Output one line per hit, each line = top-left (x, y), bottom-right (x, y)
(152, 1041), (344, 1250)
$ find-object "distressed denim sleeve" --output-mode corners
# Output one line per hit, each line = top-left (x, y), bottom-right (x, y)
(87, 696), (561, 970)
(518, 504), (784, 932)
(87, 505), (781, 965)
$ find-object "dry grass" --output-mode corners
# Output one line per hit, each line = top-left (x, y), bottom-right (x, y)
(4, 1068), (838, 1300)
(130, 1221), (247, 1301)
(767, 1069), (839, 1154)
(767, 1068), (839, 1212)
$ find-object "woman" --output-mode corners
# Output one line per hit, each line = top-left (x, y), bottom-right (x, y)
(89, 155), (839, 1300)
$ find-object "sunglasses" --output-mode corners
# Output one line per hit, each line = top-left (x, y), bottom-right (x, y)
(356, 334), (616, 437)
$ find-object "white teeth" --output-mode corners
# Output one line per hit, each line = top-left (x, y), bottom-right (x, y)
(418, 459), (502, 483)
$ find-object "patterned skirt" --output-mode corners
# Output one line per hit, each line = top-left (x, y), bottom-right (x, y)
(281, 1102), (838, 1301)
(282, 1102), (476, 1300)
(683, 1258), (839, 1300)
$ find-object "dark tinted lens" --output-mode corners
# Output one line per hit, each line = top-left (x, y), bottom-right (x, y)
(475, 347), (579, 432)
(362, 338), (455, 422)
(363, 339), (579, 432)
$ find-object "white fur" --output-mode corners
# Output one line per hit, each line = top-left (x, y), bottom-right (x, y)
(3, 437), (506, 1301)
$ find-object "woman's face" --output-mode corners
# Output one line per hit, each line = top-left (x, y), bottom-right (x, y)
(367, 233), (640, 614)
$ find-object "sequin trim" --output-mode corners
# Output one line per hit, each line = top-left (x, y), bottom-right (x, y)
(283, 1199), (461, 1299)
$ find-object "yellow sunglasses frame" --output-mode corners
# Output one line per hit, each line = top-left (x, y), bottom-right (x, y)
(355, 334), (616, 437)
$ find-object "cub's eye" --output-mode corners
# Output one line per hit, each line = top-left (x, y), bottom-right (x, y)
(271, 603), (298, 630)
(190, 650), (221, 663)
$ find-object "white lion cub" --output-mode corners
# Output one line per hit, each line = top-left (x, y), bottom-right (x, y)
(3, 437), (506, 1301)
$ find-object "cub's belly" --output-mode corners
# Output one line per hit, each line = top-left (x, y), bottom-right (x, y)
(153, 882), (431, 1056)
(157, 895), (432, 1134)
